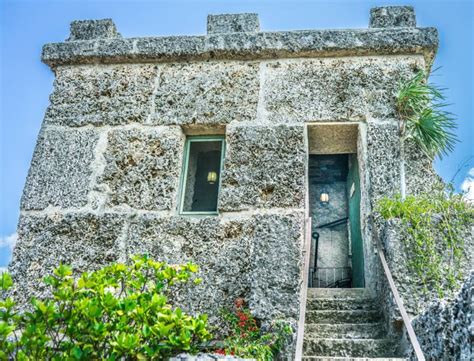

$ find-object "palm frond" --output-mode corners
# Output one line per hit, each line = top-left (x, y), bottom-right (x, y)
(406, 108), (457, 158)
(396, 70), (459, 159)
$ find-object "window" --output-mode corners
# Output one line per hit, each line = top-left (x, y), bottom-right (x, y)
(179, 136), (225, 214)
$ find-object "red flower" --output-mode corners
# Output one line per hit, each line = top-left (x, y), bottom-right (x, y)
(237, 312), (248, 322)
(215, 349), (226, 355)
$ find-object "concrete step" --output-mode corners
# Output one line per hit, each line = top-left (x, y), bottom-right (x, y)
(304, 323), (386, 339)
(305, 310), (381, 324)
(307, 297), (377, 311)
(302, 357), (406, 361)
(303, 338), (399, 358)
(308, 288), (372, 299)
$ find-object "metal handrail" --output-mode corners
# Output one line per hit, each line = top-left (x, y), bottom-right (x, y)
(295, 216), (312, 361)
(314, 216), (349, 230)
(374, 231), (425, 360)
(310, 266), (352, 288)
(311, 217), (349, 272)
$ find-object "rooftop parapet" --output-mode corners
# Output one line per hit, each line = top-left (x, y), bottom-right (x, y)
(207, 13), (259, 34)
(67, 19), (121, 41)
(369, 6), (416, 28)
(42, 6), (437, 68)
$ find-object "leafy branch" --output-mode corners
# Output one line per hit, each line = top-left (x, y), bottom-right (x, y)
(377, 189), (473, 297)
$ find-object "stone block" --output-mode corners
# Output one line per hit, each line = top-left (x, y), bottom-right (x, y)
(367, 121), (440, 206)
(67, 19), (121, 41)
(127, 215), (254, 325)
(99, 127), (184, 210)
(45, 64), (158, 126)
(207, 13), (259, 34)
(127, 211), (304, 326)
(411, 272), (473, 360)
(134, 36), (206, 60)
(369, 6), (416, 28)
(151, 61), (259, 125)
(249, 212), (305, 321)
(42, 40), (98, 65)
(66, 19), (121, 41)
(404, 139), (440, 195)
(21, 128), (98, 210)
(9, 213), (125, 304)
(382, 219), (474, 316)
(366, 122), (400, 207)
(95, 38), (135, 58)
(219, 125), (305, 211)
(263, 57), (423, 122)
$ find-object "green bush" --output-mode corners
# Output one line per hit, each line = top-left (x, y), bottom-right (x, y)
(0, 255), (211, 360)
(377, 189), (473, 296)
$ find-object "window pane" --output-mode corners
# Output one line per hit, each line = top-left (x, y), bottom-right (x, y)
(182, 140), (223, 212)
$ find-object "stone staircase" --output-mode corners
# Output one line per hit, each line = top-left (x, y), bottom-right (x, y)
(303, 288), (405, 360)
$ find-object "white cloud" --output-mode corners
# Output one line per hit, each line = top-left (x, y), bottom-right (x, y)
(0, 232), (18, 252)
(461, 167), (474, 203)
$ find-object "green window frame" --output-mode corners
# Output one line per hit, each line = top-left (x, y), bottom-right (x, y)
(178, 135), (225, 215)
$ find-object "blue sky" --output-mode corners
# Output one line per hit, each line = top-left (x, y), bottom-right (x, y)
(1, 0), (473, 268)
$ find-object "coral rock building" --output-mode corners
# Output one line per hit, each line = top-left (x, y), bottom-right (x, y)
(11, 6), (449, 359)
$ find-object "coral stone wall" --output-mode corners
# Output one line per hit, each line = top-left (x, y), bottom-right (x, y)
(379, 220), (473, 358)
(11, 54), (433, 322)
(411, 272), (473, 360)
(382, 220), (473, 316)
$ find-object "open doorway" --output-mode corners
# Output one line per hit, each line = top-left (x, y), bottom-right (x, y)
(307, 123), (365, 288)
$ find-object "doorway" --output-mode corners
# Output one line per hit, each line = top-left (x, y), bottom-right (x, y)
(307, 124), (365, 288)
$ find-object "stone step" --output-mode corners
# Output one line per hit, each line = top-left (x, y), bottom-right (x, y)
(308, 288), (372, 299)
(307, 297), (377, 311)
(304, 323), (386, 339)
(305, 310), (381, 324)
(302, 357), (406, 361)
(303, 338), (399, 358)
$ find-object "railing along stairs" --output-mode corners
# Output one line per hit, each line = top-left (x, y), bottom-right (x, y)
(309, 217), (350, 288)
(372, 217), (426, 361)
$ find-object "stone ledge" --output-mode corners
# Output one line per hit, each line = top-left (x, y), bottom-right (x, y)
(42, 27), (438, 67)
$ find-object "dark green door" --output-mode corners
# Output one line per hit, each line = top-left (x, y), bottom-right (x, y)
(347, 154), (365, 287)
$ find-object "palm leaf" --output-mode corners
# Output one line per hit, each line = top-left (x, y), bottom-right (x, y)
(397, 70), (458, 159)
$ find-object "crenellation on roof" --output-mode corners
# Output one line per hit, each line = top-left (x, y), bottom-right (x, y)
(42, 6), (438, 68)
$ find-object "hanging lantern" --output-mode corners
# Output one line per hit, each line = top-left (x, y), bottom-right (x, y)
(320, 192), (329, 203)
(207, 171), (218, 184)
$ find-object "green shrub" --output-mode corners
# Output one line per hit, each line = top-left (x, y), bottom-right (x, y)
(0, 255), (211, 360)
(377, 189), (473, 296)
(215, 299), (292, 361)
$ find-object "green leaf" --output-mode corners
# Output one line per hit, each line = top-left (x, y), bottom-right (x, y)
(0, 272), (13, 291)
(142, 324), (151, 337)
(397, 69), (458, 159)
(71, 346), (83, 359)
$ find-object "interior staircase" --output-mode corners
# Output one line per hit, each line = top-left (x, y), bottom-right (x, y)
(302, 288), (405, 361)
